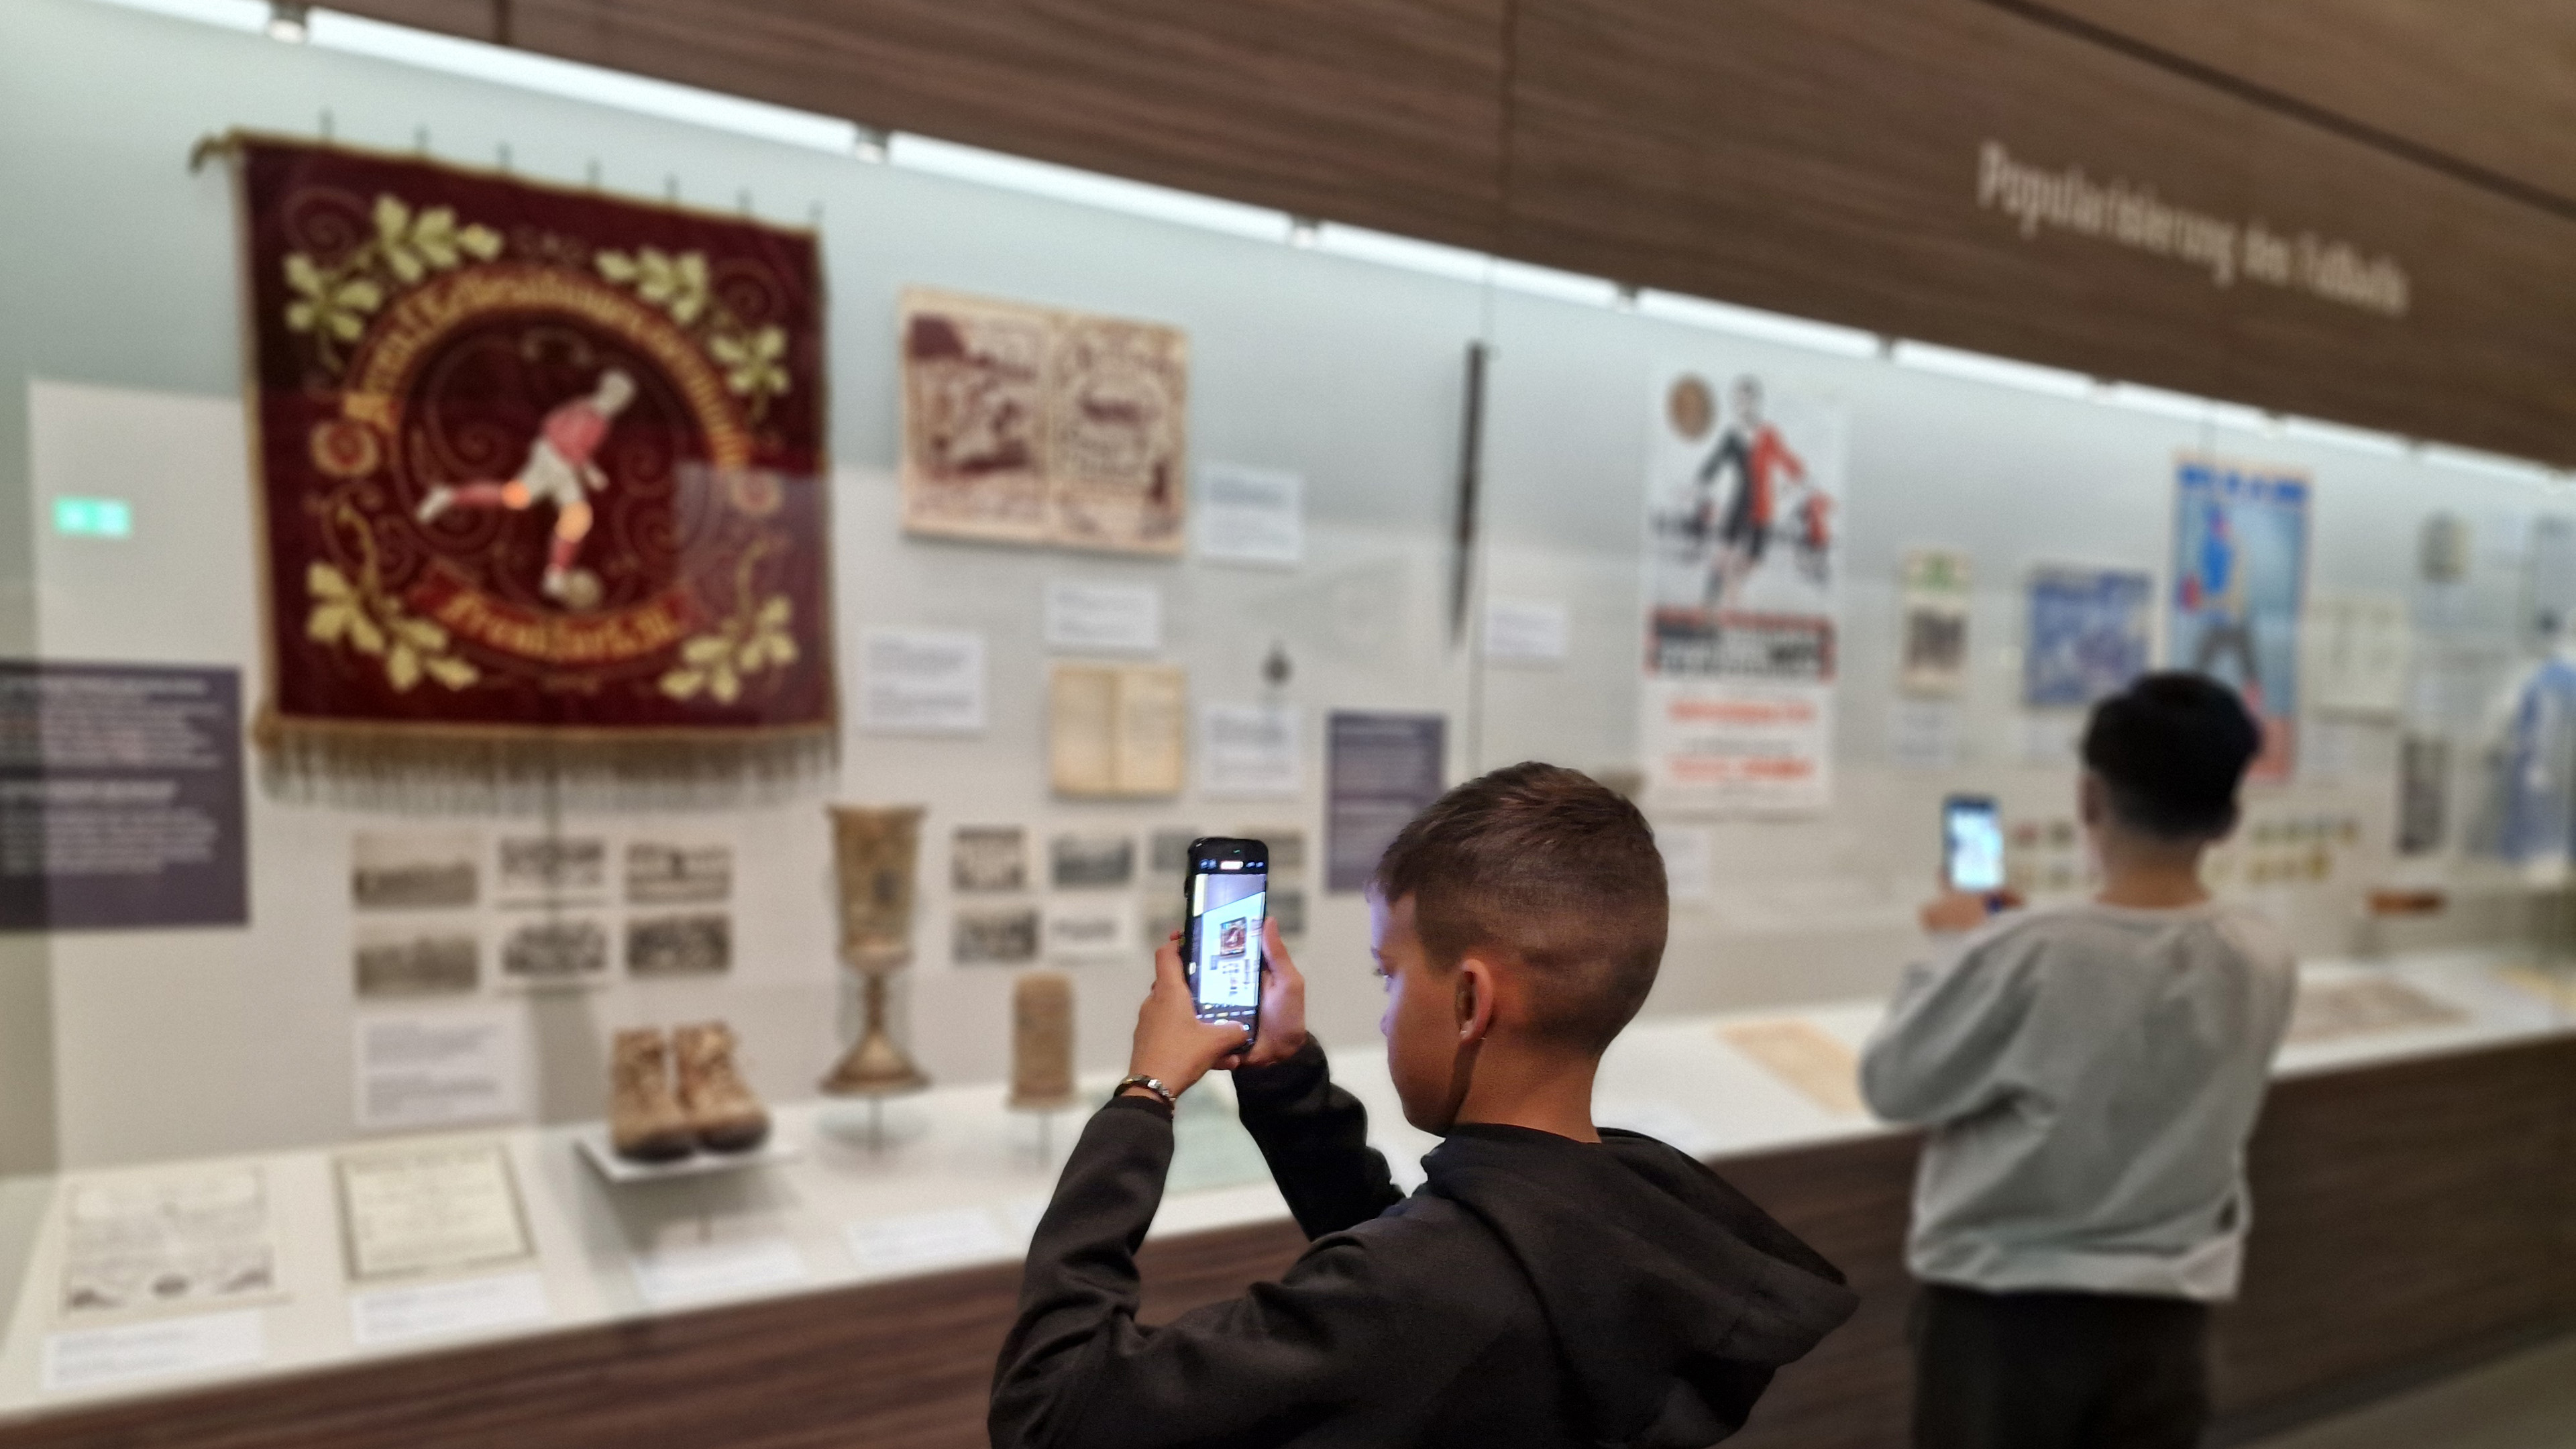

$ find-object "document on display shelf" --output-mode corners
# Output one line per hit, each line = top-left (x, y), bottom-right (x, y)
(57, 1165), (279, 1319)
(334, 1140), (534, 1281)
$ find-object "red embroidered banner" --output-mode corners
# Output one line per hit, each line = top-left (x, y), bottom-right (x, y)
(231, 136), (834, 791)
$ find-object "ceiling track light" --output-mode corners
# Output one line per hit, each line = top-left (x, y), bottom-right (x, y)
(1287, 215), (1320, 250)
(852, 124), (890, 164)
(266, 1), (311, 43)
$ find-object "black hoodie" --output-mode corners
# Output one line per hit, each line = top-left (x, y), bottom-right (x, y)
(989, 1041), (1856, 1449)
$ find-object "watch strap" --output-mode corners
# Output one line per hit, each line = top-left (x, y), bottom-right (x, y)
(1112, 1074), (1177, 1110)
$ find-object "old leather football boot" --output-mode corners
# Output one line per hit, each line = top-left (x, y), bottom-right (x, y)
(609, 1027), (696, 1163)
(674, 1021), (771, 1153)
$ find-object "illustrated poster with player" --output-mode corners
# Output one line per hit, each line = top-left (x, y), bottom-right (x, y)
(1640, 370), (1847, 811)
(229, 136), (835, 787)
(2170, 455), (2309, 781)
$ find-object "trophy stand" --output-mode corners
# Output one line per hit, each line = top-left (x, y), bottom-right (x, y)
(819, 805), (932, 1150)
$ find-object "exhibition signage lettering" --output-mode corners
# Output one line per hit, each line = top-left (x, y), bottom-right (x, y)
(1976, 140), (2410, 319)
(223, 136), (836, 787)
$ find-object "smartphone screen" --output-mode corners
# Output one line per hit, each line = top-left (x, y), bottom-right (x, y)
(1182, 837), (1267, 1040)
(1943, 796), (2005, 894)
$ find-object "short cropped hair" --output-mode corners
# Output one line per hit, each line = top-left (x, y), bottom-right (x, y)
(2081, 672), (2260, 839)
(1373, 763), (1668, 1053)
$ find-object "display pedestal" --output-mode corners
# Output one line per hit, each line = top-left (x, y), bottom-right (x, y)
(573, 1127), (802, 1185)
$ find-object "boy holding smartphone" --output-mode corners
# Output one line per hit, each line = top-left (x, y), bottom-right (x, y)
(1861, 674), (2296, 1449)
(992, 763), (1856, 1449)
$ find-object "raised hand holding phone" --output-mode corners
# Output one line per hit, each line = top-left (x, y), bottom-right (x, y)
(1925, 794), (2022, 932)
(1124, 934), (1251, 1100)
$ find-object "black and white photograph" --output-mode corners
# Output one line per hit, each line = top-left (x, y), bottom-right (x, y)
(352, 830), (478, 911)
(953, 905), (1040, 964)
(625, 913), (732, 976)
(1147, 827), (1200, 877)
(352, 927), (480, 997)
(625, 841), (733, 905)
(1049, 832), (1136, 889)
(951, 824), (1029, 892)
(1271, 886), (1307, 938)
(497, 835), (608, 902)
(499, 917), (610, 985)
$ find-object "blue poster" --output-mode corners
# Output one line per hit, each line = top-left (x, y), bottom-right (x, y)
(2170, 456), (2308, 779)
(2024, 568), (2153, 708)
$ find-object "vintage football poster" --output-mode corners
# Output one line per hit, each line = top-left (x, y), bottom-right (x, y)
(900, 287), (1185, 555)
(2171, 455), (2309, 780)
(1641, 368), (1846, 811)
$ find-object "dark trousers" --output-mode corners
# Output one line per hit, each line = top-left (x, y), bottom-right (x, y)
(1911, 1283), (2211, 1449)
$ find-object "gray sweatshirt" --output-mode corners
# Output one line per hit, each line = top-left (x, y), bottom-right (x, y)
(1859, 901), (2297, 1300)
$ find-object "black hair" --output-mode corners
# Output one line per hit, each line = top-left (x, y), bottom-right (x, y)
(1373, 762), (1667, 1053)
(2080, 672), (2261, 839)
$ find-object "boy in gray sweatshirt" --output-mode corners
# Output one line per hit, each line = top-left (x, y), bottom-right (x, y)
(1861, 674), (2295, 1449)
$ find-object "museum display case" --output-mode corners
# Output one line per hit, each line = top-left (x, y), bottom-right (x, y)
(2, 3), (2573, 1445)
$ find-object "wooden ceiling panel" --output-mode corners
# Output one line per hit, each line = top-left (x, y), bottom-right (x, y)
(337, 0), (1511, 253)
(2028, 0), (2576, 208)
(1505, 0), (2576, 464)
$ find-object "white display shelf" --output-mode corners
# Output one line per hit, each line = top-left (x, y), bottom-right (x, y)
(0, 949), (2565, 1421)
(573, 1128), (803, 1185)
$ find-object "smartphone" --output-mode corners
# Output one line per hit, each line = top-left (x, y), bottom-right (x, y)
(1942, 795), (2006, 895)
(1181, 837), (1267, 1043)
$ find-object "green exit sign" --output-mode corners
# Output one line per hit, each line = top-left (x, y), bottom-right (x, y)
(52, 496), (131, 538)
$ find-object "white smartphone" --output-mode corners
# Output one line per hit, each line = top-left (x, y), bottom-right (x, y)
(1942, 795), (2006, 894)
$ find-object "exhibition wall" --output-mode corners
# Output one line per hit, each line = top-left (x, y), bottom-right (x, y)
(0, 0), (2568, 1183)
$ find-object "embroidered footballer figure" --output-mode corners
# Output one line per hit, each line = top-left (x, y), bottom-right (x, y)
(416, 368), (636, 608)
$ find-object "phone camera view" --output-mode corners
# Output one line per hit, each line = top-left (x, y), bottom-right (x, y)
(1189, 857), (1266, 1032)
(1946, 805), (2005, 894)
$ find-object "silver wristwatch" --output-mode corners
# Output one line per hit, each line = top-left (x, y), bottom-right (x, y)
(1112, 1074), (1177, 1110)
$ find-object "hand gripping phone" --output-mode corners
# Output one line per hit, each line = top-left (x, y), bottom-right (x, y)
(1941, 795), (2006, 895)
(1181, 837), (1267, 1044)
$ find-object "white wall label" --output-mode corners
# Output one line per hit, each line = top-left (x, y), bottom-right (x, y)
(1889, 700), (1962, 771)
(1198, 702), (1301, 798)
(859, 629), (987, 734)
(1656, 826), (1713, 902)
(843, 1208), (1014, 1277)
(1043, 580), (1162, 654)
(43, 1309), (266, 1392)
(1195, 463), (1303, 568)
(1483, 598), (1570, 664)
(629, 1237), (808, 1309)
(349, 1271), (549, 1347)
(353, 1010), (524, 1132)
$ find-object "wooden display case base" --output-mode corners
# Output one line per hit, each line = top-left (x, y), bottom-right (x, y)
(5, 1038), (2571, 1449)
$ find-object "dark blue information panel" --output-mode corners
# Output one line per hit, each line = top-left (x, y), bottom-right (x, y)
(1325, 710), (1446, 894)
(0, 661), (247, 930)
